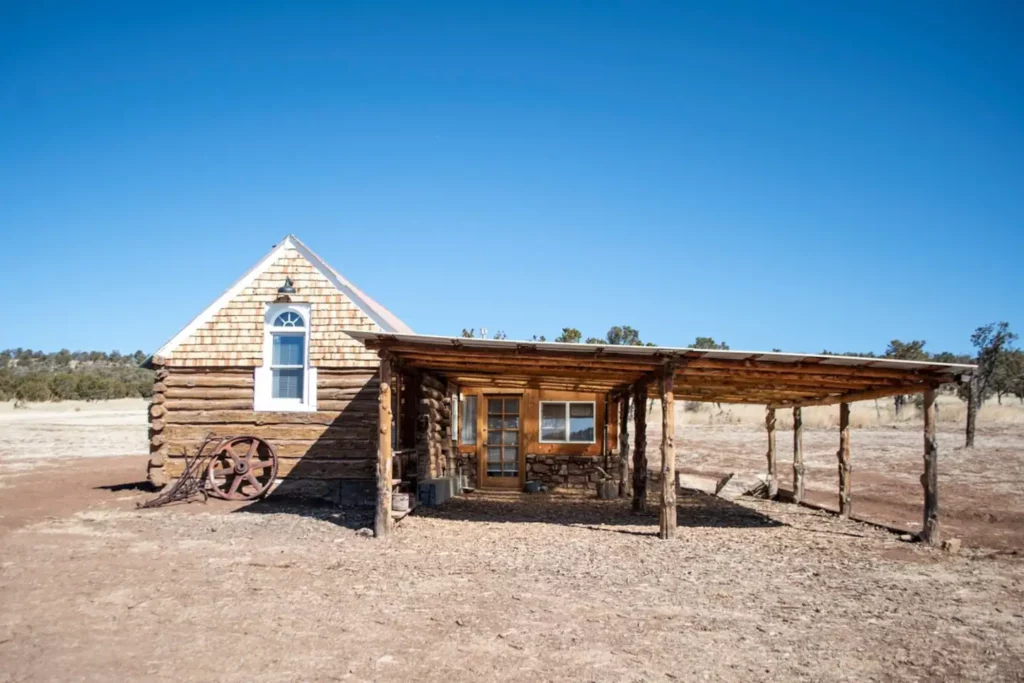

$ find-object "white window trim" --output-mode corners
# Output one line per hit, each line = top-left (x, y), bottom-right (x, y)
(539, 400), (596, 444)
(254, 303), (317, 412)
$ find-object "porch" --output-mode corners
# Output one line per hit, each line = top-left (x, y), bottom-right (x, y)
(343, 331), (974, 544)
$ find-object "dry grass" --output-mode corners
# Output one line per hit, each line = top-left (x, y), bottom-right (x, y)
(675, 395), (1024, 429)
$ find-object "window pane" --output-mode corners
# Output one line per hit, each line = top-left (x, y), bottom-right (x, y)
(503, 416), (519, 430)
(541, 403), (566, 441)
(487, 416), (503, 430)
(272, 334), (304, 366)
(569, 403), (595, 442)
(504, 447), (518, 475)
(502, 430), (519, 445)
(487, 447), (502, 464)
(569, 403), (594, 418)
(487, 431), (502, 445)
(488, 399), (503, 415)
(273, 311), (305, 328)
(460, 397), (477, 444)
(272, 368), (303, 399)
(504, 398), (519, 414)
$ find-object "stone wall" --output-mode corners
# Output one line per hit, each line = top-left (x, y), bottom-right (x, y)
(525, 454), (607, 493)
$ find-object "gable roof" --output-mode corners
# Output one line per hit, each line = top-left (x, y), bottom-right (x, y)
(146, 235), (412, 365)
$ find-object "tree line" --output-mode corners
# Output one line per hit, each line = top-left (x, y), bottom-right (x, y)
(0, 348), (154, 403)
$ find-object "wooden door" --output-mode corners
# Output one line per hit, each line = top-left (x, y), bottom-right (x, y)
(480, 396), (522, 489)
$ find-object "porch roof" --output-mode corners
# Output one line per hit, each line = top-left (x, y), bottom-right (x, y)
(343, 331), (975, 407)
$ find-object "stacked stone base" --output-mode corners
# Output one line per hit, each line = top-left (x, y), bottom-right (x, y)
(526, 455), (605, 493)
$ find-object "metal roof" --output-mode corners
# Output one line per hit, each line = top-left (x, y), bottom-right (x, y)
(343, 331), (974, 407)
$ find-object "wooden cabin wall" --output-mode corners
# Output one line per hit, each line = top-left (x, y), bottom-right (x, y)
(148, 365), (379, 501)
(454, 387), (619, 492)
(416, 372), (453, 481)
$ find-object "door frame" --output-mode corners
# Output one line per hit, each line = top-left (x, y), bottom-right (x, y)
(478, 392), (525, 489)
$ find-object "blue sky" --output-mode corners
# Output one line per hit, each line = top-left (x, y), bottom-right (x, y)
(1, 1), (1021, 356)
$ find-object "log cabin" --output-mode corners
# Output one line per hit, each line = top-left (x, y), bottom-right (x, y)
(143, 235), (618, 502)
(146, 234), (974, 542)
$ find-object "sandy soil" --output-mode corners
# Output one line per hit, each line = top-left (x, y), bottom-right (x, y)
(2, 401), (1024, 681)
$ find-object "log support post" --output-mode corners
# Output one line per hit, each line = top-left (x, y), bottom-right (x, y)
(765, 407), (778, 499)
(618, 394), (631, 498)
(921, 389), (940, 545)
(631, 380), (648, 513)
(375, 354), (394, 538)
(792, 407), (804, 503)
(837, 402), (852, 519)
(658, 371), (676, 539)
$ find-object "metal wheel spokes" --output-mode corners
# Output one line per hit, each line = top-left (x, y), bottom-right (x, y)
(206, 436), (278, 501)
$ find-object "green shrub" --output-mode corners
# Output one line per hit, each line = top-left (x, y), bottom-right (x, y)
(15, 378), (52, 402)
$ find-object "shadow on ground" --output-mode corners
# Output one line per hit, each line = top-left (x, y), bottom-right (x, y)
(411, 489), (784, 535)
(233, 497), (374, 530)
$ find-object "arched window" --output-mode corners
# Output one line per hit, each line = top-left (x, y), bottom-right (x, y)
(273, 311), (304, 328)
(256, 304), (315, 411)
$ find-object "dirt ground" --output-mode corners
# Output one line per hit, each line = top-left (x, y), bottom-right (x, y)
(2, 401), (1024, 681)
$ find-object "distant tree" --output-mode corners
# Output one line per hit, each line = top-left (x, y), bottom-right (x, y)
(885, 339), (929, 416)
(932, 351), (973, 365)
(965, 322), (1018, 448)
(492, 330), (507, 340)
(605, 326), (644, 346)
(50, 373), (78, 400)
(990, 348), (1024, 404)
(692, 337), (729, 350)
(15, 378), (51, 402)
(555, 328), (582, 344)
(132, 350), (148, 365)
(460, 328), (476, 338)
(530, 334), (547, 342)
(584, 337), (603, 344)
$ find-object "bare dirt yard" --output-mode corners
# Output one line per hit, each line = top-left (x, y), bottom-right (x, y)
(2, 399), (1024, 681)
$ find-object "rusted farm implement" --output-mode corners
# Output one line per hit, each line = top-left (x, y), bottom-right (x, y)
(140, 435), (279, 508)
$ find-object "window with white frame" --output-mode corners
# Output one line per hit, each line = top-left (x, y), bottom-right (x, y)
(255, 303), (316, 411)
(539, 401), (595, 443)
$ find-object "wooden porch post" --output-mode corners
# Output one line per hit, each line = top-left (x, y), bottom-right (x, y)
(792, 407), (804, 503)
(765, 407), (778, 499)
(375, 354), (394, 538)
(618, 394), (631, 498)
(632, 381), (648, 513)
(837, 402), (852, 519)
(658, 372), (676, 539)
(602, 392), (610, 475)
(921, 389), (940, 545)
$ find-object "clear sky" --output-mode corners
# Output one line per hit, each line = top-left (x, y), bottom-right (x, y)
(2, 1), (1021, 357)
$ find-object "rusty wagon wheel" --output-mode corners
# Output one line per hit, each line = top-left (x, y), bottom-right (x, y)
(206, 436), (278, 501)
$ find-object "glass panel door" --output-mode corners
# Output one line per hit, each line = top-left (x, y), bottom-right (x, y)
(480, 397), (521, 487)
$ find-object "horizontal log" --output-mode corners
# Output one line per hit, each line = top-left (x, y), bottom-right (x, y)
(151, 393), (166, 405)
(165, 457), (374, 479)
(150, 434), (165, 447)
(164, 438), (373, 459)
(165, 387), (252, 400)
(164, 399), (254, 411)
(164, 374), (254, 388)
(164, 423), (377, 442)
(163, 410), (376, 426)
(319, 399), (379, 412)
(155, 368), (169, 380)
(316, 376), (377, 389)
(150, 419), (165, 432)
(316, 387), (377, 401)
(150, 404), (166, 418)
